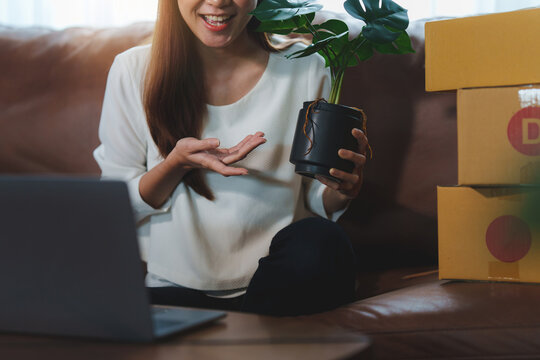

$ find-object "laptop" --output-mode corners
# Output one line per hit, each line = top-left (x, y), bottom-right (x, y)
(0, 176), (226, 342)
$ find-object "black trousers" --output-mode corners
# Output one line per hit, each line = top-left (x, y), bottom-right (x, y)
(149, 217), (357, 316)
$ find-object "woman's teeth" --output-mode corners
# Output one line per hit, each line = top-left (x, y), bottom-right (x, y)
(204, 15), (231, 25)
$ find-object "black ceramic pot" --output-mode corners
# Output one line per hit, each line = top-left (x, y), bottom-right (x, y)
(289, 100), (364, 181)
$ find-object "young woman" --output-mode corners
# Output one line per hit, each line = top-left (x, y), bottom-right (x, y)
(94, 0), (368, 316)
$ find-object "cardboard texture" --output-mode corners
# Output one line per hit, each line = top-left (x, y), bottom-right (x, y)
(425, 8), (540, 92)
(438, 186), (540, 283)
(458, 85), (540, 185)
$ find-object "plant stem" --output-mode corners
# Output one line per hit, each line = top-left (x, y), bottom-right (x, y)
(352, 38), (368, 53)
(335, 71), (344, 104)
(328, 37), (368, 104)
(329, 70), (344, 104)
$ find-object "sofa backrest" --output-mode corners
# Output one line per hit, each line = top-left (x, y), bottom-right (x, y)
(0, 20), (456, 269)
(0, 23), (154, 174)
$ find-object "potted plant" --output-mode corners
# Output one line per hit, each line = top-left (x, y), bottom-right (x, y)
(250, 0), (414, 180)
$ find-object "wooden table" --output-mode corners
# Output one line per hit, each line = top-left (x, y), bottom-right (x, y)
(0, 309), (372, 359)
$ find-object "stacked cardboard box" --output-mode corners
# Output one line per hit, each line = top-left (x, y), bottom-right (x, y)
(425, 8), (540, 283)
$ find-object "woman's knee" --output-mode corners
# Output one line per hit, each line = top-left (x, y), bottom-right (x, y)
(272, 217), (351, 251)
(244, 217), (357, 316)
(270, 217), (356, 273)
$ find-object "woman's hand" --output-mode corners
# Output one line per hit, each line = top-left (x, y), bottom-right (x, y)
(168, 131), (267, 176)
(140, 131), (266, 209)
(316, 128), (368, 201)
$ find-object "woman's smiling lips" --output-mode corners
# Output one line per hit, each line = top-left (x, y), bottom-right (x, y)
(201, 14), (234, 31)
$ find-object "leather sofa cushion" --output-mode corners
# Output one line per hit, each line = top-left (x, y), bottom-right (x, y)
(310, 277), (540, 359)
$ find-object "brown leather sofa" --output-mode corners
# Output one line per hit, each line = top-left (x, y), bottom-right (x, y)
(2, 19), (540, 360)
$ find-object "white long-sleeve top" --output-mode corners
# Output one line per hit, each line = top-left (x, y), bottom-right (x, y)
(94, 43), (345, 291)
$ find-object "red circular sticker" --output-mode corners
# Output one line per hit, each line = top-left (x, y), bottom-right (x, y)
(485, 215), (532, 263)
(507, 106), (540, 155)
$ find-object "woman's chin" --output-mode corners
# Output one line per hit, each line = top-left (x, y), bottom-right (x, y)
(199, 39), (232, 49)
(197, 33), (241, 50)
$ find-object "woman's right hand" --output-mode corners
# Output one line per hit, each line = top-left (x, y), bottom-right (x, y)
(168, 131), (267, 176)
(140, 131), (266, 209)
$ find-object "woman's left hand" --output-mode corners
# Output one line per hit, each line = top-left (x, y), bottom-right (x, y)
(315, 128), (368, 200)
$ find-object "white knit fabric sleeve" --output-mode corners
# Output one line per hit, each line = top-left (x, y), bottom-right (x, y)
(304, 177), (348, 221)
(93, 54), (171, 223)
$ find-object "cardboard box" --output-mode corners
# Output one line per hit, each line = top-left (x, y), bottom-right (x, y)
(438, 186), (540, 283)
(458, 85), (540, 185)
(425, 8), (540, 92)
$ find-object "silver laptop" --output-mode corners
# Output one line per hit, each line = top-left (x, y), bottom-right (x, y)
(0, 176), (225, 342)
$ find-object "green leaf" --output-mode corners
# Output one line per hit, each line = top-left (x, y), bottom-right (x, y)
(312, 21), (349, 50)
(255, 25), (293, 35)
(311, 25), (350, 68)
(363, 23), (401, 43)
(286, 32), (348, 60)
(372, 31), (415, 54)
(393, 30), (415, 53)
(250, 0), (322, 21)
(339, 36), (373, 66)
(286, 37), (335, 59)
(313, 19), (349, 36)
(255, 13), (314, 34)
(355, 44), (374, 62)
(344, 0), (409, 44)
(372, 41), (399, 54)
(351, 36), (374, 62)
(336, 42), (371, 67)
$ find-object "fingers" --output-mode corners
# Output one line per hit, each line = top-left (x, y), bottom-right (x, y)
(313, 129), (369, 200)
(227, 135), (253, 154)
(328, 168), (358, 190)
(179, 137), (220, 153)
(191, 153), (248, 177)
(222, 132), (267, 165)
(227, 132), (265, 153)
(317, 169), (361, 200)
(352, 128), (368, 155)
(315, 175), (340, 191)
(212, 163), (249, 177)
(338, 149), (366, 168)
(180, 132), (266, 177)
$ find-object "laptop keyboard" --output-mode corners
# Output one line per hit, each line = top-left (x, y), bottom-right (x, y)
(151, 307), (171, 316)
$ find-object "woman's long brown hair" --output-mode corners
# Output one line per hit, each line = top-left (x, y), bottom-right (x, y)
(143, 0), (275, 201)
